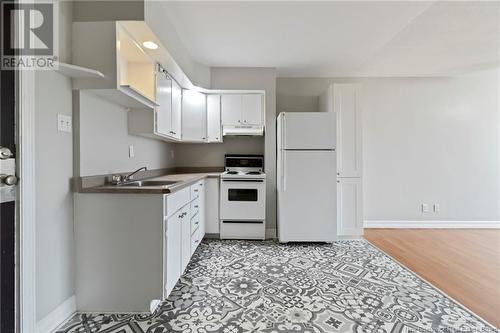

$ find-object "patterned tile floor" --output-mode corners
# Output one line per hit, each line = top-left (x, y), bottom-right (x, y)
(57, 240), (497, 333)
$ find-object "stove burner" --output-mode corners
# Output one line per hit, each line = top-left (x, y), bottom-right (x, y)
(246, 171), (262, 175)
(226, 171), (238, 175)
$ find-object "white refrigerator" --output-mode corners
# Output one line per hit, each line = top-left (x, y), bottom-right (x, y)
(277, 112), (337, 242)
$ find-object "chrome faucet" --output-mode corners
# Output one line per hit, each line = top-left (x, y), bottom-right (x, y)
(111, 166), (147, 185)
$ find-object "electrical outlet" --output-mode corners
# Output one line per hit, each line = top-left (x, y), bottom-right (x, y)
(421, 203), (429, 213)
(129, 145), (135, 158)
(434, 204), (440, 212)
(57, 114), (72, 133)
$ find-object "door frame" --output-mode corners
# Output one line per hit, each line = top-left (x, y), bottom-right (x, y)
(16, 22), (37, 333)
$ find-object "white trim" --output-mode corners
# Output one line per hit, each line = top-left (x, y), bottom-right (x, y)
(265, 228), (277, 239)
(18, 67), (37, 332)
(364, 220), (500, 229)
(36, 296), (76, 333)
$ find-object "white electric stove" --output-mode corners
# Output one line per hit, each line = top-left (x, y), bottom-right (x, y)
(220, 155), (266, 240)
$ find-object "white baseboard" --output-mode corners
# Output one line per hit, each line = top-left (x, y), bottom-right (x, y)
(36, 295), (76, 333)
(265, 228), (277, 239)
(364, 220), (500, 229)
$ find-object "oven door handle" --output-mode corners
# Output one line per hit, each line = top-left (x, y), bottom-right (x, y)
(221, 179), (264, 183)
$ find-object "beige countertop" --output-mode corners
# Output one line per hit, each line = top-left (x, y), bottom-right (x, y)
(79, 172), (221, 194)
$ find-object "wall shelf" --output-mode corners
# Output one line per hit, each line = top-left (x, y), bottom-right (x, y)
(55, 62), (104, 79)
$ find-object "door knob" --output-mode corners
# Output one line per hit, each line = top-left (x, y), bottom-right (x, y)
(0, 147), (13, 159)
(0, 174), (18, 186)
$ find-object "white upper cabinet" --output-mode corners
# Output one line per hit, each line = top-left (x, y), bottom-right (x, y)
(72, 21), (158, 109)
(242, 94), (263, 125)
(182, 90), (207, 142)
(207, 95), (222, 143)
(221, 93), (265, 135)
(171, 79), (182, 140)
(155, 70), (172, 137)
(221, 94), (243, 126)
(334, 84), (362, 178)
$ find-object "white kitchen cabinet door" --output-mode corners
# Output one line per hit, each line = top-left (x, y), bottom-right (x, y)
(155, 71), (172, 137)
(207, 95), (222, 142)
(221, 94), (242, 126)
(334, 84), (362, 177)
(198, 180), (206, 238)
(205, 178), (220, 234)
(165, 215), (181, 297)
(180, 205), (192, 272)
(242, 94), (263, 125)
(337, 177), (363, 237)
(182, 90), (207, 142)
(171, 79), (182, 140)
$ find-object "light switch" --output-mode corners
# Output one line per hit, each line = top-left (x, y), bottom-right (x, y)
(129, 145), (135, 158)
(57, 114), (72, 133)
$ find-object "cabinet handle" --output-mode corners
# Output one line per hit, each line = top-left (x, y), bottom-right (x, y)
(244, 120), (247, 123)
(194, 205), (199, 208)
(195, 240), (199, 243)
(178, 214), (183, 218)
(237, 120), (241, 123)
(337, 173), (340, 176)
(216, 137), (219, 140)
(194, 189), (198, 192)
(195, 222), (199, 225)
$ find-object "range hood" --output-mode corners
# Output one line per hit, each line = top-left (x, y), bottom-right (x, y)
(223, 125), (264, 136)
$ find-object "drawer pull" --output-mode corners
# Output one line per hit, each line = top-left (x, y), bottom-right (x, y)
(194, 205), (199, 208)
(195, 240), (199, 243)
(195, 222), (199, 225)
(194, 189), (199, 192)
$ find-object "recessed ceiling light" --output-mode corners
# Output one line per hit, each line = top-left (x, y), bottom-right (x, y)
(142, 41), (158, 50)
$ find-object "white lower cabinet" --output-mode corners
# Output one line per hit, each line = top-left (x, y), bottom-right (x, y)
(165, 213), (181, 297)
(75, 178), (209, 313)
(337, 177), (363, 237)
(205, 178), (220, 234)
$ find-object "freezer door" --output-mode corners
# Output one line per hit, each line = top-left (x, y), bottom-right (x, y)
(278, 112), (335, 150)
(277, 150), (337, 242)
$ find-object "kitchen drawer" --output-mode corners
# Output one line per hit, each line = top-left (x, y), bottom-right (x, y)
(190, 181), (203, 200)
(190, 197), (200, 218)
(165, 187), (190, 218)
(191, 227), (201, 255)
(191, 210), (200, 235)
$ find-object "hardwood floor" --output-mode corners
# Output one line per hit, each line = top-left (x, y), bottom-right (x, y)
(364, 229), (500, 328)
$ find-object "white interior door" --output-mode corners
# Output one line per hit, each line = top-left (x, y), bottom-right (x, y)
(278, 150), (336, 242)
(242, 94), (262, 125)
(281, 112), (336, 150)
(221, 94), (242, 126)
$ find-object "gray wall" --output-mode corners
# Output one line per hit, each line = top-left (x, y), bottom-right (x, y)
(277, 68), (500, 222)
(76, 91), (175, 177)
(174, 137), (264, 167)
(35, 70), (75, 321)
(35, 0), (74, 321)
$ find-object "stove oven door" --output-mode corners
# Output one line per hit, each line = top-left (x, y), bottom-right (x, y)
(220, 179), (266, 220)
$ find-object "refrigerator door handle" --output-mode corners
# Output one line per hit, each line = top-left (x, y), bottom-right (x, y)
(282, 150), (286, 192)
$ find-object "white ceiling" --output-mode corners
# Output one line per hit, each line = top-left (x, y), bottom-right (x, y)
(162, 1), (500, 77)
